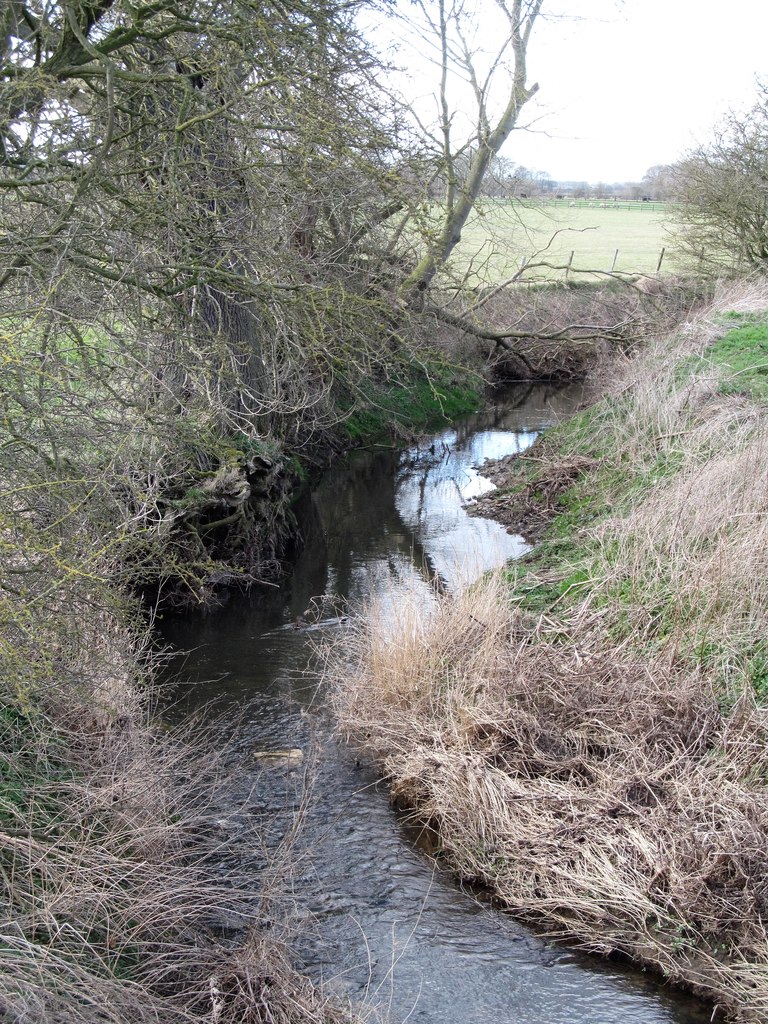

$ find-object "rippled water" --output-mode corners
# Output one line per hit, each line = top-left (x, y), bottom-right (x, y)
(161, 384), (712, 1024)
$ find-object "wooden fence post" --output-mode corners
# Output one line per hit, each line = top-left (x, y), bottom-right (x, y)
(656, 247), (666, 273)
(610, 249), (619, 271)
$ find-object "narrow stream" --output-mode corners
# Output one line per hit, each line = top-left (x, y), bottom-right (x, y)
(161, 384), (712, 1024)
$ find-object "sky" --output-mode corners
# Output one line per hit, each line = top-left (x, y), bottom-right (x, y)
(372, 0), (768, 184)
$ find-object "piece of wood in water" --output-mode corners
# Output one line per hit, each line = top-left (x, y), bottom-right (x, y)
(253, 748), (304, 764)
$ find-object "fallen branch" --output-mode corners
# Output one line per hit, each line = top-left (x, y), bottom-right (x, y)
(426, 300), (637, 350)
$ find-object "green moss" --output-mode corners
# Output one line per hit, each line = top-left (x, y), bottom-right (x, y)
(230, 432), (282, 460)
(285, 453), (308, 482)
(182, 486), (206, 503)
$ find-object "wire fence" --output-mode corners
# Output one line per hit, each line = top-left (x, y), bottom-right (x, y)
(515, 245), (669, 280)
(548, 199), (669, 214)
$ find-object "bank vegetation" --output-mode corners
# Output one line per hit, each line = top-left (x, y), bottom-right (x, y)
(328, 279), (768, 1021)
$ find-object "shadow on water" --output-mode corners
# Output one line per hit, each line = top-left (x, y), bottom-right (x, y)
(159, 383), (714, 1024)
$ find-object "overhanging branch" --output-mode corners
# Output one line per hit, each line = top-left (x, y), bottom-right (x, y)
(425, 300), (638, 375)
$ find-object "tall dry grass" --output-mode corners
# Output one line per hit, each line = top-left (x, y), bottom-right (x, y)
(327, 573), (768, 1019)
(1, 722), (358, 1024)
(562, 278), (768, 694)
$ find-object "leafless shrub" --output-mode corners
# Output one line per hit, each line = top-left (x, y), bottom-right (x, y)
(467, 276), (709, 380)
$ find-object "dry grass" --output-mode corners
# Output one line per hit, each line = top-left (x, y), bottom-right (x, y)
(0, 722), (356, 1024)
(471, 454), (598, 540)
(1, 721), (359, 1024)
(461, 274), (711, 380)
(326, 277), (768, 1022)
(0, 402), (362, 1022)
(326, 574), (768, 1019)
(589, 428), (768, 669)
(566, 280), (768, 696)
(0, 597), (361, 1024)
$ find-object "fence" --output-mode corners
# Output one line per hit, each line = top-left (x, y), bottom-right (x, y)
(548, 198), (669, 214)
(517, 245), (669, 279)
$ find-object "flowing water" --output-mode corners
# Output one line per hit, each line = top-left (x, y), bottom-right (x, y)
(161, 384), (712, 1024)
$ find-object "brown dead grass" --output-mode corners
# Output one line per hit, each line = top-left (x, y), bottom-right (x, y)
(471, 454), (597, 540)
(571, 282), (768, 688)
(0, 711), (356, 1024)
(326, 574), (768, 1019)
(0, 592), (359, 1024)
(478, 275), (710, 380)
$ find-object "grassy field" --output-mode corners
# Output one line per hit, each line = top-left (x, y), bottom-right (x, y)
(451, 198), (681, 284)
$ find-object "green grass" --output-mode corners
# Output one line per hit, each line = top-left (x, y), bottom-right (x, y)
(676, 314), (768, 402)
(0, 700), (71, 835)
(494, 333), (766, 691)
(340, 361), (481, 441)
(706, 319), (768, 401)
(449, 199), (681, 285)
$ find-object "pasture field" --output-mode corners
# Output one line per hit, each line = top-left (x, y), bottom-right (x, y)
(450, 199), (682, 285)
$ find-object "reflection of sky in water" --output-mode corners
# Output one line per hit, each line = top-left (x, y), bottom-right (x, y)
(394, 427), (538, 590)
(306, 387), (589, 613)
(348, 552), (423, 607)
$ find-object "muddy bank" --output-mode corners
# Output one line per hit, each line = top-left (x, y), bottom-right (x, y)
(138, 359), (485, 609)
(327, 281), (768, 1022)
(140, 449), (302, 608)
(469, 451), (597, 541)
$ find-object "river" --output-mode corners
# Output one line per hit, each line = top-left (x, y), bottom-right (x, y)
(160, 383), (712, 1024)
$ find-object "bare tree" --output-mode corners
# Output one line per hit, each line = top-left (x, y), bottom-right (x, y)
(0, 0), (418, 604)
(374, 0), (641, 366)
(671, 84), (768, 272)
(398, 0), (543, 303)
(641, 164), (678, 202)
(1, 1), (411, 437)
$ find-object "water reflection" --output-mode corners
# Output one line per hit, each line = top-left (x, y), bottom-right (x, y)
(393, 422), (537, 591)
(160, 383), (712, 1024)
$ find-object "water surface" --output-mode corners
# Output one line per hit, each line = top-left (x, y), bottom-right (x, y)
(162, 384), (712, 1024)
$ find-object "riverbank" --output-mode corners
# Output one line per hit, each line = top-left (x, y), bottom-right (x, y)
(328, 278), (768, 1021)
(0, 589), (363, 1023)
(0, 337), (483, 1022)
(0, 277), (709, 1022)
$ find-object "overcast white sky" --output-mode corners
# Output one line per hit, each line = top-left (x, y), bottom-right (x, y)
(373, 0), (768, 184)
